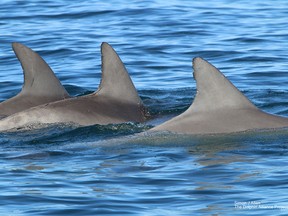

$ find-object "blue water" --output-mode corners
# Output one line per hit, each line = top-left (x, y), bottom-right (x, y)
(1, 0), (288, 215)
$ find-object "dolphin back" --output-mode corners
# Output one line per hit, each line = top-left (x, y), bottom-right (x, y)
(152, 57), (288, 134)
(0, 43), (70, 117)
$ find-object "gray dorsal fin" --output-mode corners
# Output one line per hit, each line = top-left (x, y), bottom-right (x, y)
(12, 42), (70, 98)
(189, 57), (257, 112)
(95, 42), (142, 105)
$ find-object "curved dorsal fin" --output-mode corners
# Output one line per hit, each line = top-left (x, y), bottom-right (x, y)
(189, 57), (257, 112)
(95, 42), (142, 105)
(12, 42), (70, 98)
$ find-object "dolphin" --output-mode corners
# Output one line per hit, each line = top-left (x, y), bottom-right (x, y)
(0, 43), (70, 118)
(151, 57), (288, 134)
(0, 42), (147, 131)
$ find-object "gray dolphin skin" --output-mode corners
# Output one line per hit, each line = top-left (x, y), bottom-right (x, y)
(152, 57), (288, 134)
(0, 42), (147, 131)
(0, 43), (70, 118)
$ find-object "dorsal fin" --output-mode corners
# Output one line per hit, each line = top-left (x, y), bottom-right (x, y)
(189, 57), (257, 112)
(12, 42), (70, 98)
(95, 42), (143, 105)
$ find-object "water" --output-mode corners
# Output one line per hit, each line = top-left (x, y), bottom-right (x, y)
(1, 0), (288, 215)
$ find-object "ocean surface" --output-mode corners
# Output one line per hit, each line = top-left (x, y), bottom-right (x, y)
(1, 0), (288, 215)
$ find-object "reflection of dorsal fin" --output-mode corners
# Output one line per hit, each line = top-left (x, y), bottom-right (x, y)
(95, 42), (143, 106)
(13, 42), (70, 98)
(189, 57), (257, 112)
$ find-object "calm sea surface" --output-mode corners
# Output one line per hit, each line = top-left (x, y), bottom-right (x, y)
(1, 0), (288, 215)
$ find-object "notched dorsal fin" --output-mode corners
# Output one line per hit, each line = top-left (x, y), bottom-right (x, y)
(96, 42), (142, 105)
(12, 42), (70, 98)
(189, 57), (257, 112)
